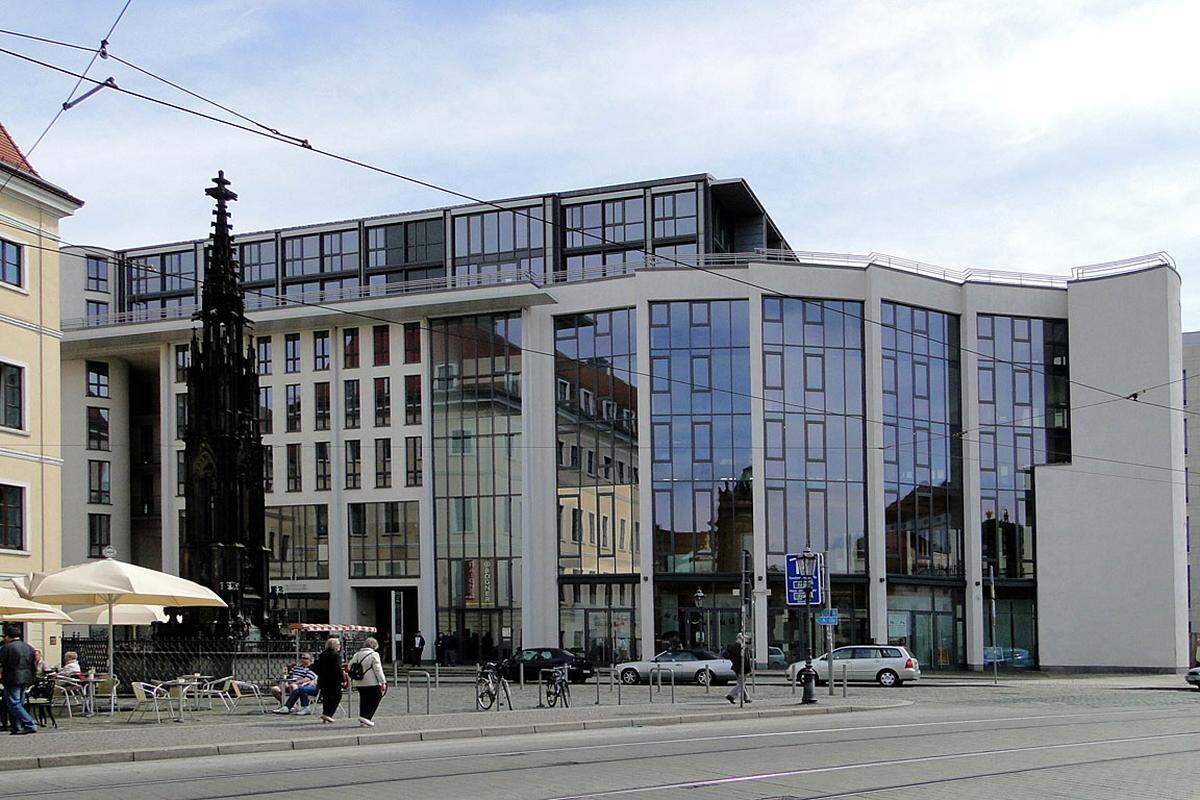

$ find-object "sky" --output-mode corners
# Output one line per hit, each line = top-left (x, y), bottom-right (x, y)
(3, 0), (1200, 324)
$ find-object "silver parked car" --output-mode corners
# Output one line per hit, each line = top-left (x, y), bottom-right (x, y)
(1185, 666), (1200, 689)
(786, 645), (920, 687)
(616, 649), (736, 686)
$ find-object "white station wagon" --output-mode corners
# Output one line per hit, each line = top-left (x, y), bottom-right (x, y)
(787, 645), (921, 687)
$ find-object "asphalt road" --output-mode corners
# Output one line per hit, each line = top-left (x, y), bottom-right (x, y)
(10, 678), (1200, 799)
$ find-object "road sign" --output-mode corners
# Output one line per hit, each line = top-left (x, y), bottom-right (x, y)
(816, 610), (839, 626)
(785, 552), (824, 606)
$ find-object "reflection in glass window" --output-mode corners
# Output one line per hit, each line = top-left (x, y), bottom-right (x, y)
(651, 190), (698, 239)
(266, 504), (329, 579)
(451, 207), (544, 285)
(348, 500), (419, 578)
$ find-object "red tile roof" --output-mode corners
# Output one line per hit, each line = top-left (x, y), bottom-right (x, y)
(0, 121), (38, 176)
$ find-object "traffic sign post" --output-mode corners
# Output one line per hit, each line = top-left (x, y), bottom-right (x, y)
(816, 609), (839, 626)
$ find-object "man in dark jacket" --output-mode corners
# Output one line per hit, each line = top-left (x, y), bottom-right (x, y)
(0, 625), (38, 734)
(723, 634), (751, 706)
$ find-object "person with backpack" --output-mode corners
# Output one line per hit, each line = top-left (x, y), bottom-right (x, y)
(349, 637), (387, 727)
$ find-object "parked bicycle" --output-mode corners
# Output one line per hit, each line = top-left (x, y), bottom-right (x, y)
(476, 661), (512, 711)
(545, 665), (571, 708)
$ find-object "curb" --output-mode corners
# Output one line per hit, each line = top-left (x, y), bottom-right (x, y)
(0, 702), (905, 772)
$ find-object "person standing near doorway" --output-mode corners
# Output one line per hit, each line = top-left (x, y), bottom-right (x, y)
(435, 632), (446, 666)
(0, 625), (38, 735)
(723, 633), (751, 706)
(349, 637), (387, 727)
(410, 631), (426, 666)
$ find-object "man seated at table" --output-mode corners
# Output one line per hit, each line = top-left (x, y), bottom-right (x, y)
(58, 652), (82, 677)
(270, 653), (318, 715)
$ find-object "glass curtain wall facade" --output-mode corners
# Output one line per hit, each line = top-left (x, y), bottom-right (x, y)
(555, 308), (640, 663)
(976, 314), (1070, 668)
(451, 208), (544, 285)
(266, 504), (329, 580)
(882, 302), (965, 669)
(650, 300), (752, 654)
(762, 298), (869, 660)
(430, 313), (523, 661)
(348, 500), (420, 578)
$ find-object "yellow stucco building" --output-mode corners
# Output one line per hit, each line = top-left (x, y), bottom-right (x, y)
(0, 122), (82, 662)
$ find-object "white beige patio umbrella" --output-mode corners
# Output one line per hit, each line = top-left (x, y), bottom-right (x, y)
(28, 558), (226, 676)
(0, 585), (71, 622)
(69, 604), (168, 626)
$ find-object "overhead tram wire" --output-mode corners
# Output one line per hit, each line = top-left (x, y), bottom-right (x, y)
(0, 2), (133, 197)
(0, 37), (1185, 421)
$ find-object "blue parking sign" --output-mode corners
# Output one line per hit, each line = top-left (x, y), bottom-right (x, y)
(785, 552), (823, 606)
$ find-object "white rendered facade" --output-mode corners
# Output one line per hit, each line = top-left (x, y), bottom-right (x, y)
(58, 175), (1186, 670)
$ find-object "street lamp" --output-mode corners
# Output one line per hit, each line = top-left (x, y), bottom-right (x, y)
(796, 547), (819, 705)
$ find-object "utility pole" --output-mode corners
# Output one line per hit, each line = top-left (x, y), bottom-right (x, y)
(825, 549), (834, 696)
(988, 564), (998, 685)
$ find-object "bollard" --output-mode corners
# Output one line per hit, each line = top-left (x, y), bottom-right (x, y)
(842, 663), (848, 698)
(405, 670), (411, 714)
(434, 661), (439, 689)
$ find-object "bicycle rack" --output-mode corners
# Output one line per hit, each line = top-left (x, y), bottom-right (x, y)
(536, 668), (570, 708)
(647, 666), (675, 704)
(393, 669), (432, 714)
(593, 667), (621, 706)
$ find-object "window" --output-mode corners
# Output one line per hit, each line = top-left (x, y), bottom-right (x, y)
(313, 330), (330, 371)
(404, 323), (420, 363)
(88, 460), (111, 504)
(321, 230), (359, 274)
(343, 328), (360, 369)
(373, 325), (390, 366)
(1, 362), (23, 429)
(256, 337), (272, 375)
(286, 443), (302, 491)
(0, 239), (22, 288)
(405, 374), (421, 424)
(449, 429), (473, 456)
(258, 386), (273, 434)
(175, 393), (188, 439)
(374, 377), (391, 427)
(240, 241), (277, 285)
(315, 442), (331, 490)
(285, 334), (300, 373)
(303, 381), (325, 430)
(87, 406), (110, 450)
(263, 445), (274, 493)
(87, 513), (111, 558)
(405, 436), (422, 486)
(86, 361), (110, 398)
(652, 190), (698, 239)
(171, 346), (188, 383)
(344, 379), (361, 429)
(0, 484), (23, 549)
(86, 300), (109, 319)
(286, 384), (301, 432)
(86, 255), (108, 292)
(175, 451), (186, 497)
(375, 438), (392, 488)
(345, 440), (362, 489)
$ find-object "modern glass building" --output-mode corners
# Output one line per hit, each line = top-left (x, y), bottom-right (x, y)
(58, 174), (1188, 671)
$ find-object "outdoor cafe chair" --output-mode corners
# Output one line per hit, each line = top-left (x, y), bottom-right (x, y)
(94, 674), (120, 715)
(52, 676), (84, 718)
(196, 676), (235, 712)
(127, 681), (175, 724)
(228, 679), (270, 713)
(26, 680), (57, 729)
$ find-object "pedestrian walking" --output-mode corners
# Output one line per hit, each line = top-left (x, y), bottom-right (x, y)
(409, 631), (426, 666)
(435, 631), (446, 667)
(724, 634), (751, 706)
(314, 637), (344, 723)
(349, 637), (387, 727)
(0, 624), (38, 735)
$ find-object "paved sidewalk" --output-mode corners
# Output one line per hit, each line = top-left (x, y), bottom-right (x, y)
(0, 681), (907, 770)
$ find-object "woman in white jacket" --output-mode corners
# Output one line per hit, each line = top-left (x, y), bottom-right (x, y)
(349, 637), (387, 727)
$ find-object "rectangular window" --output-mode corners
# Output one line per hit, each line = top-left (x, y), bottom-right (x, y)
(313, 330), (330, 371)
(344, 379), (361, 429)
(258, 386), (273, 434)
(286, 443), (302, 491)
(405, 374), (421, 425)
(373, 325), (390, 366)
(374, 377), (391, 427)
(651, 190), (698, 239)
(285, 333), (301, 373)
(240, 241), (277, 285)
(345, 440), (362, 489)
(85, 255), (109, 292)
(87, 406), (110, 450)
(256, 337), (272, 375)
(343, 328), (360, 369)
(88, 460), (111, 504)
(175, 451), (186, 497)
(87, 513), (111, 558)
(375, 438), (392, 488)
(263, 445), (274, 493)
(86, 361), (110, 398)
(174, 346), (190, 383)
(314, 382), (330, 431)
(286, 384), (301, 432)
(315, 441), (331, 490)
(405, 436), (422, 486)
(0, 239), (22, 288)
(175, 393), (188, 439)
(86, 300), (109, 319)
(1, 362), (23, 430)
(0, 483), (23, 549)
(404, 322), (420, 363)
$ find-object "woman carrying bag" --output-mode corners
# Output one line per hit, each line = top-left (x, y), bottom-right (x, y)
(314, 637), (345, 723)
(349, 637), (388, 727)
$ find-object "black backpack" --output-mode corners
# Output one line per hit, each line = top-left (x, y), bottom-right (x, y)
(348, 653), (368, 680)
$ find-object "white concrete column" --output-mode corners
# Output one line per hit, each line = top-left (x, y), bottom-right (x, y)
(748, 293), (770, 664)
(418, 318), (438, 643)
(327, 325), (352, 625)
(636, 298), (656, 658)
(159, 343), (178, 575)
(863, 281), (888, 643)
(959, 302), (985, 669)
(521, 306), (559, 647)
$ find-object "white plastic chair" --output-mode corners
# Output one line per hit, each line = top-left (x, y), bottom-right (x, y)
(196, 676), (234, 712)
(127, 682), (175, 723)
(228, 680), (270, 713)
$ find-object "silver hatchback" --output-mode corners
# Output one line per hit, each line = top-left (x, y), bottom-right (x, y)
(787, 645), (921, 687)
